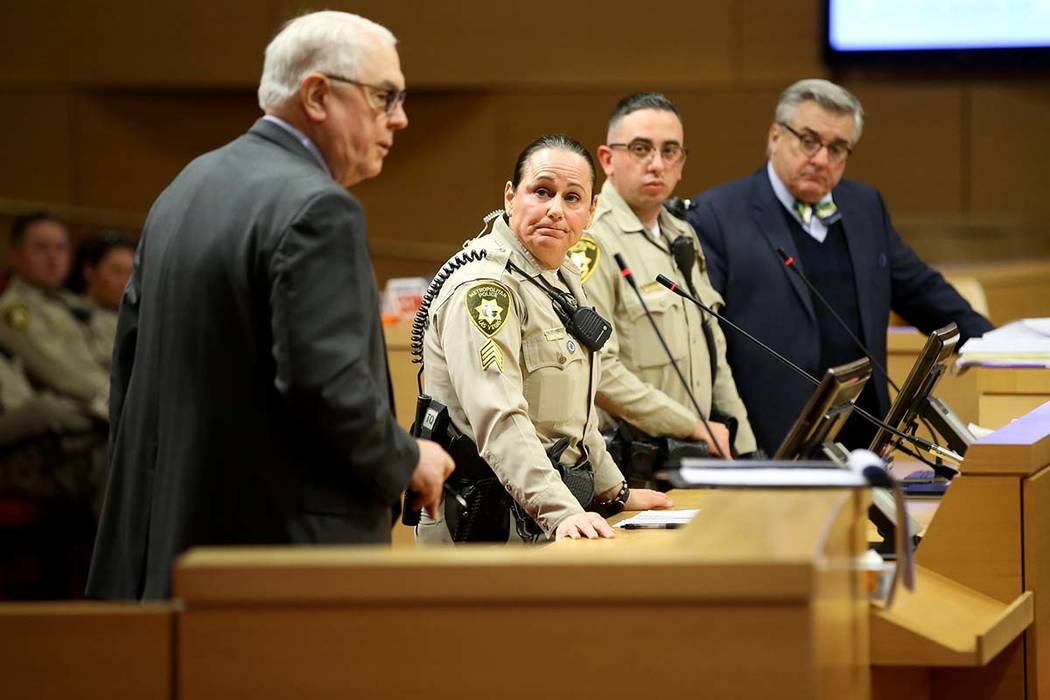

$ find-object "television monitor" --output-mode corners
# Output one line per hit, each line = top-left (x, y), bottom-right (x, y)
(775, 358), (871, 461)
(868, 323), (964, 460)
(825, 0), (1050, 65)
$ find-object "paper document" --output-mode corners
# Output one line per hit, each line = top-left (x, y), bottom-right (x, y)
(958, 318), (1050, 357)
(616, 509), (699, 529)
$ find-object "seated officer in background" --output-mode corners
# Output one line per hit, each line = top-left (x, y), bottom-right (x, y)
(569, 93), (757, 479)
(686, 79), (993, 454)
(416, 134), (671, 543)
(0, 350), (107, 516)
(67, 230), (135, 369)
(0, 213), (111, 420)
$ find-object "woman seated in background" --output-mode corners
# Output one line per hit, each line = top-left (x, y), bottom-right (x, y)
(67, 230), (134, 367)
(415, 133), (672, 544)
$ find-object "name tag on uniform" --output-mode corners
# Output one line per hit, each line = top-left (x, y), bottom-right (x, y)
(640, 281), (664, 294)
(543, 327), (566, 341)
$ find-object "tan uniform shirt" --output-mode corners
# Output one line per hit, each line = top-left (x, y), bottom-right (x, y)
(572, 180), (757, 453)
(83, 301), (117, 370)
(0, 352), (34, 410)
(422, 216), (623, 536)
(0, 277), (110, 420)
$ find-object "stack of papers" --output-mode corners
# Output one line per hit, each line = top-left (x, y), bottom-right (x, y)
(957, 319), (1050, 368)
(616, 509), (699, 529)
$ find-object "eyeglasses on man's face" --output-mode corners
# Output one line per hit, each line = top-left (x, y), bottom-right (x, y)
(607, 139), (688, 166)
(778, 122), (852, 164)
(323, 73), (407, 114)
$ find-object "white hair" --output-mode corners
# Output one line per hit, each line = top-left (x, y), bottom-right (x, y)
(257, 11), (396, 112)
(774, 79), (865, 144)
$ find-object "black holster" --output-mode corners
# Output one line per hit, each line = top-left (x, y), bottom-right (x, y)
(511, 437), (595, 542)
(604, 423), (709, 489)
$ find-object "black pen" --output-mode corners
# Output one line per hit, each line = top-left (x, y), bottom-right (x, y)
(622, 522), (684, 530)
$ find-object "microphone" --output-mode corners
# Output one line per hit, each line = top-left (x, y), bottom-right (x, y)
(774, 247), (959, 459)
(670, 235), (719, 385)
(613, 253), (725, 457)
(775, 247), (900, 393)
(655, 274), (963, 465)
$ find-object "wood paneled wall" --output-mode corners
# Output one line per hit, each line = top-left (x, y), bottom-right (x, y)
(1, 0), (1049, 281)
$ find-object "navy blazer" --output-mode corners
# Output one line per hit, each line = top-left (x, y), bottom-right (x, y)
(687, 168), (993, 455)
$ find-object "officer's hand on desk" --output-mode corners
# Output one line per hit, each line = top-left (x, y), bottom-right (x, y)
(625, 488), (674, 511)
(409, 439), (455, 519)
(555, 512), (616, 540)
(689, 420), (732, 459)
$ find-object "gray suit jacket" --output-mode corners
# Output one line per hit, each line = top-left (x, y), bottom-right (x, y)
(87, 119), (419, 600)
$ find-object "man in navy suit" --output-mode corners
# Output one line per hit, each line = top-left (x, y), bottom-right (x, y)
(687, 79), (993, 455)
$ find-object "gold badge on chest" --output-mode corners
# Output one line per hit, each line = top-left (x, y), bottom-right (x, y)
(567, 235), (600, 283)
(465, 281), (511, 371)
(3, 304), (30, 331)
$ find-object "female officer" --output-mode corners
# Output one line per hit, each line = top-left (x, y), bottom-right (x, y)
(416, 134), (672, 543)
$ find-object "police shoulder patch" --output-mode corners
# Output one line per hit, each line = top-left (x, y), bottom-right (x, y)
(3, 304), (30, 332)
(465, 281), (511, 338)
(567, 235), (600, 283)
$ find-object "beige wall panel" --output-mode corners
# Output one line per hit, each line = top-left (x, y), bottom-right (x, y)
(846, 83), (965, 214)
(71, 91), (259, 211)
(0, 1), (70, 84)
(277, 0), (733, 87)
(65, 0), (271, 87)
(674, 88), (782, 196)
(352, 92), (503, 253)
(0, 92), (73, 202)
(729, 0), (826, 83)
(970, 82), (1050, 215)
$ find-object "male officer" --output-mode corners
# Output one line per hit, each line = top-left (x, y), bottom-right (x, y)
(571, 92), (757, 461)
(0, 212), (111, 420)
(687, 79), (993, 454)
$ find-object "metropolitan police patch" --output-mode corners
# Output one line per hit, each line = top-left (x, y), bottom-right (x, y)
(465, 282), (510, 337)
(568, 236), (600, 283)
(465, 282), (511, 372)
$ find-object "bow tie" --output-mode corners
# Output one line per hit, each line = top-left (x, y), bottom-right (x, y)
(794, 199), (841, 226)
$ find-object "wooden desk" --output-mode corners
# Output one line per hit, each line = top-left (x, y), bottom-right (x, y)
(976, 366), (1050, 430)
(175, 488), (871, 699)
(0, 602), (173, 699)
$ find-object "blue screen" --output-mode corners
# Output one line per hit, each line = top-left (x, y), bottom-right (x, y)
(829, 0), (1050, 52)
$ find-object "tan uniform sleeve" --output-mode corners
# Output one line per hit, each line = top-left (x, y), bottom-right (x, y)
(435, 281), (583, 536)
(696, 273), (758, 454)
(583, 237), (696, 438)
(0, 310), (109, 420)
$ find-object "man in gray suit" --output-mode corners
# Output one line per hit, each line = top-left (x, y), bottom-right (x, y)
(87, 11), (454, 600)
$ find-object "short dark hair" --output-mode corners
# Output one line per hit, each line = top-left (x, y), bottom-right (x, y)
(67, 230), (135, 294)
(510, 133), (596, 193)
(608, 92), (680, 133)
(10, 211), (64, 248)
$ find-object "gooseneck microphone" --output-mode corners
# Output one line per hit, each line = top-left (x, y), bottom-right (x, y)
(613, 253), (725, 457)
(655, 274), (963, 465)
(775, 247), (900, 393)
(774, 247), (947, 447)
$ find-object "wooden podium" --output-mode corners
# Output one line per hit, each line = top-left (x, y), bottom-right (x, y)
(174, 489), (871, 699)
(871, 401), (1050, 699)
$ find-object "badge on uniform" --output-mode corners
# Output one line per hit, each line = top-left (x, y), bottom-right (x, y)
(2, 304), (30, 331)
(465, 281), (511, 371)
(567, 236), (600, 283)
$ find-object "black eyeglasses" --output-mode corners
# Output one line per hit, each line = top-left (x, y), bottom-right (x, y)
(778, 122), (852, 164)
(608, 139), (688, 166)
(322, 73), (407, 114)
